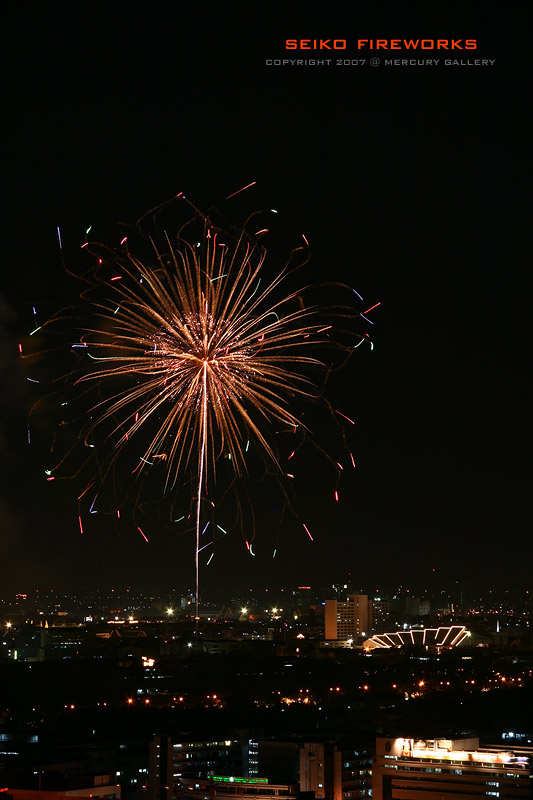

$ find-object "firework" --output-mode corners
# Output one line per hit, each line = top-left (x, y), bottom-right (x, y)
(28, 195), (377, 613)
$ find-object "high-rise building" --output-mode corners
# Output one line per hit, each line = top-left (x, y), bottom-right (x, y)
(373, 736), (533, 799)
(370, 599), (389, 634)
(147, 736), (243, 800)
(299, 741), (372, 800)
(324, 596), (371, 642)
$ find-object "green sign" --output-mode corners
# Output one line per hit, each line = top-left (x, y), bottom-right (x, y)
(211, 777), (268, 785)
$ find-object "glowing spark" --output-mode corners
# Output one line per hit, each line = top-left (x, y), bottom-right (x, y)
(207, 553), (214, 565)
(302, 234), (309, 245)
(359, 313), (373, 325)
(27, 378), (39, 383)
(120, 237), (128, 245)
(57, 227), (62, 249)
(138, 527), (149, 542)
(273, 548), (277, 558)
(117, 510), (120, 519)
(18, 343), (23, 354)
(174, 516), (185, 522)
(249, 544), (256, 556)
(78, 516), (84, 535)
(350, 452), (356, 467)
(334, 491), (339, 501)
(335, 410), (355, 424)
(353, 288), (364, 301)
(363, 302), (381, 314)
(201, 522), (210, 535)
(216, 525), (227, 534)
(303, 523), (313, 541)
(47, 477), (55, 481)
(29, 327), (41, 336)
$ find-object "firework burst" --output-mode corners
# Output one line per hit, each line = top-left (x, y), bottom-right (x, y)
(26, 195), (376, 611)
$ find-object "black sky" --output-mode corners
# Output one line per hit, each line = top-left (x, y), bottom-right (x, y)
(2, 5), (530, 595)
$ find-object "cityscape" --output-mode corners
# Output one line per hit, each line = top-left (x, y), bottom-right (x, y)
(1, 582), (532, 798)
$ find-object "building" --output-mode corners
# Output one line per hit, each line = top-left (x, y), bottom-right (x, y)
(370, 599), (390, 635)
(324, 596), (371, 642)
(373, 736), (533, 799)
(300, 741), (372, 800)
(147, 736), (243, 800)
(363, 626), (470, 651)
(256, 741), (300, 784)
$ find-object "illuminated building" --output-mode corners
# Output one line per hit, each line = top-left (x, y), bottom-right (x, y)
(373, 737), (533, 799)
(363, 625), (470, 651)
(147, 736), (243, 800)
(299, 742), (372, 800)
(324, 596), (371, 642)
(370, 599), (389, 634)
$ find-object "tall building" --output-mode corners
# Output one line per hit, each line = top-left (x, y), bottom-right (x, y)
(147, 736), (242, 800)
(299, 741), (372, 800)
(324, 596), (371, 642)
(373, 736), (533, 799)
(370, 599), (389, 634)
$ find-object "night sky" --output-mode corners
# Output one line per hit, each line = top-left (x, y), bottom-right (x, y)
(2, 6), (530, 595)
